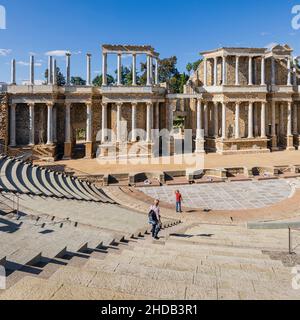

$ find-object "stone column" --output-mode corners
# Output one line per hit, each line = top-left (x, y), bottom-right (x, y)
(261, 102), (266, 138)
(235, 56), (240, 86)
(213, 57), (218, 86)
(287, 57), (292, 86)
(287, 101), (295, 150)
(254, 103), (259, 137)
(222, 56), (227, 85)
(248, 102), (254, 138)
(85, 102), (93, 159)
(46, 103), (54, 145)
(131, 102), (137, 142)
(53, 107), (57, 143)
(48, 56), (53, 85)
(155, 59), (159, 86)
(11, 59), (16, 85)
(196, 99), (205, 153)
(101, 102), (108, 143)
(203, 58), (207, 86)
(30, 56), (34, 85)
(214, 102), (219, 137)
(9, 104), (16, 147)
(204, 103), (209, 137)
(271, 57), (276, 85)
(271, 101), (277, 150)
(66, 53), (71, 86)
(86, 53), (92, 86)
(64, 103), (72, 159)
(102, 53), (107, 86)
(117, 53), (122, 86)
(146, 102), (153, 143)
(248, 57), (253, 85)
(155, 102), (160, 129)
(280, 104), (285, 136)
(146, 55), (151, 86)
(261, 57), (265, 85)
(221, 102), (226, 139)
(132, 54), (137, 86)
(116, 103), (122, 142)
(28, 103), (35, 146)
(149, 57), (153, 85)
(293, 103), (298, 135)
(235, 102), (240, 139)
(52, 59), (57, 85)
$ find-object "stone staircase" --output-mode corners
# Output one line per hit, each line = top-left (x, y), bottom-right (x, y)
(1, 222), (299, 300)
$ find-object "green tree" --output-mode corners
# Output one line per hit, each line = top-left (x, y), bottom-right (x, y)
(186, 63), (193, 75)
(44, 67), (66, 86)
(192, 59), (202, 72)
(71, 76), (86, 86)
(92, 74), (115, 86)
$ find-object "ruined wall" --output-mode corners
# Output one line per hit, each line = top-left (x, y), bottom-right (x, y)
(0, 94), (8, 151)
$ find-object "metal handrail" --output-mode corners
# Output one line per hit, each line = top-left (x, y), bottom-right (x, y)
(0, 192), (20, 215)
(288, 227), (300, 254)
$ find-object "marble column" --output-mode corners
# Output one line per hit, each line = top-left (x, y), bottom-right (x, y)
(116, 103), (122, 142)
(204, 103), (209, 137)
(132, 54), (137, 86)
(86, 103), (92, 143)
(86, 53), (92, 86)
(235, 56), (240, 86)
(48, 56), (53, 85)
(101, 103), (108, 143)
(131, 103), (137, 142)
(214, 102), (219, 137)
(146, 102), (153, 143)
(222, 56), (227, 85)
(248, 57), (253, 85)
(146, 55), (151, 86)
(203, 58), (207, 86)
(280, 104), (285, 136)
(155, 102), (160, 129)
(196, 99), (205, 153)
(293, 104), (298, 135)
(248, 102), (254, 138)
(102, 53), (107, 86)
(30, 56), (34, 85)
(64, 103), (72, 159)
(149, 57), (153, 85)
(66, 53), (71, 86)
(52, 59), (57, 85)
(28, 103), (35, 146)
(271, 57), (276, 85)
(9, 104), (16, 147)
(53, 107), (57, 143)
(287, 57), (292, 86)
(46, 103), (54, 145)
(254, 104), (259, 137)
(155, 59), (159, 85)
(261, 57), (266, 85)
(221, 102), (226, 139)
(235, 102), (240, 139)
(271, 101), (277, 150)
(261, 102), (266, 138)
(11, 59), (16, 85)
(213, 57), (218, 86)
(287, 101), (295, 150)
(117, 54), (122, 86)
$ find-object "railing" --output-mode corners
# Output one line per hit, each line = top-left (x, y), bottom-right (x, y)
(0, 192), (20, 215)
(289, 227), (300, 254)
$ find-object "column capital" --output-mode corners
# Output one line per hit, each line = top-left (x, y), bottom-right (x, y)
(131, 102), (138, 107)
(86, 53), (92, 57)
(86, 102), (92, 107)
(101, 102), (108, 107)
(66, 52), (71, 57)
(11, 103), (17, 109)
(146, 101), (153, 107)
(28, 102), (35, 108)
(46, 102), (54, 108)
(116, 102), (123, 107)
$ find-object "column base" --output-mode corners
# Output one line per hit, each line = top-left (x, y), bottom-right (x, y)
(85, 142), (93, 159)
(63, 142), (72, 159)
(287, 135), (295, 151)
(195, 139), (206, 154)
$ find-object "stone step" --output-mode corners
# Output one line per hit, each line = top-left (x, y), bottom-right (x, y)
(0, 256), (6, 266)
(20, 164), (43, 195)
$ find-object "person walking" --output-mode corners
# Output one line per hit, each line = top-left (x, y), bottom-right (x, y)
(175, 190), (183, 213)
(148, 199), (161, 240)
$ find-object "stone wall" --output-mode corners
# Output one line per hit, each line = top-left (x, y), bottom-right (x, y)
(0, 94), (8, 151)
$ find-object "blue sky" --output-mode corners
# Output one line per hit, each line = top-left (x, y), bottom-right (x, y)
(0, 0), (299, 83)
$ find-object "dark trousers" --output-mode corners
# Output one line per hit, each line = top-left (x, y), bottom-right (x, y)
(151, 222), (160, 238)
(176, 202), (182, 213)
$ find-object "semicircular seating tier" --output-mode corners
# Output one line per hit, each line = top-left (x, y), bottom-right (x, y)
(0, 155), (114, 203)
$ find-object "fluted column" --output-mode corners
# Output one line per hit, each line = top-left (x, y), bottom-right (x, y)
(293, 104), (298, 135)
(9, 104), (16, 147)
(146, 102), (153, 143)
(221, 102), (226, 139)
(261, 57), (265, 85)
(64, 103), (72, 159)
(48, 56), (53, 85)
(195, 99), (205, 153)
(86, 103), (92, 143)
(222, 56), (227, 85)
(149, 57), (153, 85)
(102, 53), (107, 86)
(86, 53), (92, 86)
(235, 102), (240, 139)
(235, 56), (240, 86)
(155, 102), (160, 129)
(287, 57), (292, 86)
(46, 103), (54, 145)
(280, 104), (284, 136)
(254, 103), (259, 137)
(53, 107), (57, 143)
(248, 57), (253, 85)
(248, 102), (254, 138)
(30, 56), (34, 85)
(101, 103), (108, 143)
(261, 102), (266, 138)
(213, 57), (218, 86)
(52, 59), (57, 85)
(28, 103), (35, 145)
(66, 53), (71, 85)
(11, 59), (16, 85)
(204, 103), (209, 137)
(214, 102), (219, 137)
(155, 59), (159, 85)
(271, 101), (277, 150)
(146, 55), (151, 86)
(271, 57), (276, 85)
(132, 54), (137, 86)
(203, 58), (207, 86)
(288, 102), (292, 136)
(116, 103), (122, 143)
(117, 54), (122, 86)
(131, 103), (137, 142)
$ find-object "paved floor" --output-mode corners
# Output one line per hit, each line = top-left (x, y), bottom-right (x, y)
(139, 179), (295, 210)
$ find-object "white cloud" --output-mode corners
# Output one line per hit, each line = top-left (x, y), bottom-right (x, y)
(17, 61), (42, 67)
(265, 42), (278, 50)
(45, 50), (81, 57)
(260, 32), (270, 36)
(0, 49), (12, 56)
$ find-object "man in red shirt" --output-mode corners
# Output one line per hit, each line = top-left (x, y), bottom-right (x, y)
(175, 190), (183, 213)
